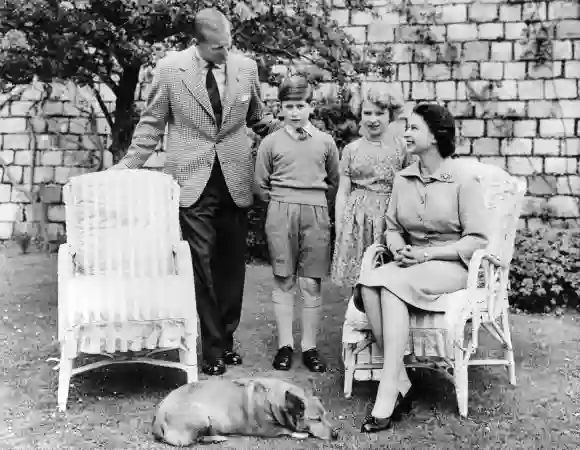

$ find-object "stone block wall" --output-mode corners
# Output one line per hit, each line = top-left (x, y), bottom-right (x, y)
(0, 0), (579, 241)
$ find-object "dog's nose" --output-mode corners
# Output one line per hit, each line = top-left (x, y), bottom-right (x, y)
(331, 429), (339, 440)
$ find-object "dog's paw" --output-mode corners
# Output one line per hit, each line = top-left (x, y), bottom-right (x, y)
(200, 435), (228, 444)
(290, 432), (309, 440)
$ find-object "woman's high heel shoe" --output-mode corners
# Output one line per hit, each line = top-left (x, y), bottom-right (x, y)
(361, 392), (413, 433)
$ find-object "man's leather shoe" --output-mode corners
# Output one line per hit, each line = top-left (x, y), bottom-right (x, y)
(223, 350), (242, 366)
(201, 357), (226, 376)
(302, 348), (327, 373)
(273, 346), (293, 370)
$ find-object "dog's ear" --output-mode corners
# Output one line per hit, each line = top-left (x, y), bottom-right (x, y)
(284, 390), (305, 424)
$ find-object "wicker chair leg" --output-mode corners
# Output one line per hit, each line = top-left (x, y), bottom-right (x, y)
(501, 308), (517, 386)
(454, 361), (469, 418)
(57, 356), (74, 412)
(179, 349), (198, 384)
(343, 345), (355, 398)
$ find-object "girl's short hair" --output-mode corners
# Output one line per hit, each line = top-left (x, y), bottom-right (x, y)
(359, 86), (404, 122)
(278, 76), (314, 103)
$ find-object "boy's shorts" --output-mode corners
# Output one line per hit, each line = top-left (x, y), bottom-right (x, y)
(265, 200), (331, 279)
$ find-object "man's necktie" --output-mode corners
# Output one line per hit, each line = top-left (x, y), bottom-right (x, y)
(206, 62), (222, 128)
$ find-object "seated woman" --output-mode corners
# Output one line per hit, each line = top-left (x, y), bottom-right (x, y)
(354, 103), (490, 433)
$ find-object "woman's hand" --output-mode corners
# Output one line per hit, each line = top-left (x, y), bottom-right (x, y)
(395, 246), (428, 267)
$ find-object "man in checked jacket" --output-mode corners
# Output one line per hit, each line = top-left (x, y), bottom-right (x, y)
(112, 8), (282, 375)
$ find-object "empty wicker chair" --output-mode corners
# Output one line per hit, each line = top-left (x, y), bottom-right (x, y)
(56, 170), (198, 411)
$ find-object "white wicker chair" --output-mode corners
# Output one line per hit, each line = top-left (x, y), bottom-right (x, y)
(342, 163), (526, 417)
(56, 170), (198, 412)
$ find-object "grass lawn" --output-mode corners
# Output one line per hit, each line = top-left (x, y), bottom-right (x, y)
(1, 246), (580, 449)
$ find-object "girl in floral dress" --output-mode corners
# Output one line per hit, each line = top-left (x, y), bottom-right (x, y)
(331, 88), (411, 288)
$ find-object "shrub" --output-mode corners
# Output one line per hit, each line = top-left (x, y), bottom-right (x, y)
(509, 227), (580, 313)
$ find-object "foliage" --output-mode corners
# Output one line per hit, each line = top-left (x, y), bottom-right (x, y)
(509, 228), (580, 313)
(0, 0), (387, 161)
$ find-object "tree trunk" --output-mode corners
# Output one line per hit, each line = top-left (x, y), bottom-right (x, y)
(110, 65), (141, 163)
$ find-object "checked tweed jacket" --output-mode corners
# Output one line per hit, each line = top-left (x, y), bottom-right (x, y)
(116, 47), (281, 208)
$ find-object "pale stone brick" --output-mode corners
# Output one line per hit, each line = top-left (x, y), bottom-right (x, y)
(2, 134), (31, 150)
(527, 100), (558, 118)
(411, 82), (435, 101)
(549, 1), (580, 20)
(517, 80), (544, 100)
(440, 4), (467, 23)
(410, 65), (422, 81)
(390, 44), (413, 63)
(564, 61), (580, 78)
(522, 2), (547, 21)
(545, 157), (577, 174)
(447, 24), (478, 41)
(562, 138), (580, 156)
(367, 20), (395, 43)
(14, 150), (32, 166)
(0, 184), (11, 203)
(351, 10), (373, 25)
(499, 4), (521, 22)
(505, 22), (526, 40)
(460, 119), (485, 137)
(544, 79), (578, 100)
(47, 204), (66, 223)
(344, 26), (366, 43)
(522, 195), (547, 216)
(480, 62), (503, 80)
(422, 64), (451, 81)
(557, 100), (580, 119)
(478, 23), (504, 41)
(490, 42), (512, 61)
(513, 120), (537, 138)
(556, 175), (580, 195)
(556, 20), (580, 39)
(435, 81), (457, 101)
(0, 222), (14, 240)
(528, 175), (556, 196)
(40, 150), (63, 166)
(38, 184), (62, 204)
(503, 62), (526, 79)
(0, 203), (21, 222)
(0, 150), (15, 165)
(2, 166), (23, 184)
(396, 26), (418, 42)
(456, 82), (468, 101)
(526, 63), (562, 80)
(479, 156), (507, 170)
(501, 138), (533, 155)
(446, 101), (473, 117)
(0, 118), (28, 135)
(473, 138), (500, 155)
(546, 196), (580, 218)
(495, 101), (526, 117)
(507, 157), (543, 175)
(552, 40), (574, 60)
(539, 119), (575, 137)
(9, 101), (35, 117)
(469, 3), (499, 22)
(455, 137), (472, 155)
(11, 188), (30, 203)
(452, 63), (479, 80)
(462, 42), (490, 61)
(397, 64), (411, 81)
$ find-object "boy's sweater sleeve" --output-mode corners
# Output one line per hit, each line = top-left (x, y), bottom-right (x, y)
(254, 137), (273, 202)
(325, 139), (340, 205)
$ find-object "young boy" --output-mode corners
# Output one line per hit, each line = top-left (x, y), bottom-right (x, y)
(254, 76), (340, 373)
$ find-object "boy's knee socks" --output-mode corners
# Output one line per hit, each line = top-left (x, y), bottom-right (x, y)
(301, 291), (322, 351)
(272, 289), (295, 349)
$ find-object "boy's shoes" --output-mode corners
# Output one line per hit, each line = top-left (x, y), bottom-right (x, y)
(302, 348), (327, 373)
(273, 346), (293, 370)
(202, 357), (226, 376)
(223, 350), (242, 366)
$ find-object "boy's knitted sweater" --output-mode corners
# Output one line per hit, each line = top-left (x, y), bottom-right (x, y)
(254, 126), (340, 206)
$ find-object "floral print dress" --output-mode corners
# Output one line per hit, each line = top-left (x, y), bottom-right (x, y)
(331, 133), (411, 287)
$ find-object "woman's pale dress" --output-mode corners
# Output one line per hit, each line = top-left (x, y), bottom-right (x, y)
(354, 157), (490, 312)
(331, 133), (410, 287)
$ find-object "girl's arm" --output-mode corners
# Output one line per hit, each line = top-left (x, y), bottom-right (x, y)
(334, 143), (354, 237)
